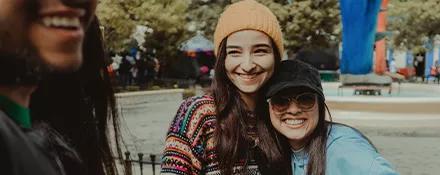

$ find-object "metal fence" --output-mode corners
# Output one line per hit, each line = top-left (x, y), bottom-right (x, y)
(123, 152), (161, 175)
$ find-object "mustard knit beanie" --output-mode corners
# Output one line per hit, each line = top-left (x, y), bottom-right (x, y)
(214, 0), (284, 56)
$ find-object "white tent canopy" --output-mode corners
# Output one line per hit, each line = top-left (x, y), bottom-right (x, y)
(180, 33), (214, 52)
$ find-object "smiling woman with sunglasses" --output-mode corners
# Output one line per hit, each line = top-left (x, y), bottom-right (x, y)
(257, 59), (399, 175)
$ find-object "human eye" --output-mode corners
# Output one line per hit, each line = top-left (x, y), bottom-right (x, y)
(253, 48), (270, 56)
(227, 50), (241, 56)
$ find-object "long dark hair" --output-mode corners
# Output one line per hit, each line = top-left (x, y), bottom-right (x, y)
(258, 95), (331, 175)
(30, 16), (124, 175)
(211, 38), (281, 175)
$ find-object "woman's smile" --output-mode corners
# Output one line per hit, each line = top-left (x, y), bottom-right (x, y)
(38, 10), (86, 43)
(282, 117), (307, 128)
(38, 6), (87, 41)
(235, 71), (264, 82)
(41, 15), (83, 30)
(225, 30), (275, 95)
(29, 0), (97, 71)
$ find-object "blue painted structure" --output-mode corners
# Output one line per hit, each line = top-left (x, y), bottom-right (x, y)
(339, 0), (382, 74)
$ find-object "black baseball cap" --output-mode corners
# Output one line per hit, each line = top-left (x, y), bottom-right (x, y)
(265, 59), (324, 100)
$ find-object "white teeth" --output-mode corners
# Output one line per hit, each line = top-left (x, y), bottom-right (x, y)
(41, 16), (81, 28)
(240, 74), (254, 79)
(238, 73), (258, 79)
(284, 119), (305, 125)
(42, 17), (51, 26)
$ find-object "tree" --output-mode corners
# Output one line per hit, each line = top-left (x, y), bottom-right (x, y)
(185, 0), (229, 40)
(232, 0), (340, 52)
(282, 0), (341, 52)
(97, 0), (341, 60)
(209, 0), (341, 53)
(388, 0), (440, 48)
(97, 0), (191, 58)
(97, 0), (136, 52)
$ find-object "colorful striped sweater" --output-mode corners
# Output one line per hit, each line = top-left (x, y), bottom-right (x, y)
(161, 95), (260, 175)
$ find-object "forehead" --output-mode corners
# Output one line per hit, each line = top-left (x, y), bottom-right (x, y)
(227, 30), (272, 47)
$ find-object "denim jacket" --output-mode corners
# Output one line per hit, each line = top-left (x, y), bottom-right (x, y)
(291, 124), (399, 175)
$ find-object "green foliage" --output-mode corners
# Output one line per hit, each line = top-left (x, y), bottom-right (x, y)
(185, 1), (228, 40)
(97, 0), (191, 57)
(233, 0), (341, 52)
(97, 0), (136, 51)
(388, 0), (440, 48)
(282, 0), (340, 52)
(97, 0), (341, 60)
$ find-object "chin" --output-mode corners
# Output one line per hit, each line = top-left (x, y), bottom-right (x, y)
(239, 87), (258, 94)
(40, 52), (83, 72)
(285, 134), (305, 141)
(236, 83), (263, 94)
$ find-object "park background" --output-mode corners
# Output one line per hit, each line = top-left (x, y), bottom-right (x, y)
(94, 0), (440, 175)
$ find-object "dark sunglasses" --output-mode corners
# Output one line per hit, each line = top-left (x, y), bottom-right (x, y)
(267, 92), (317, 111)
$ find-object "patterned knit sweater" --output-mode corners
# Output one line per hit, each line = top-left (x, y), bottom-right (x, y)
(161, 95), (260, 175)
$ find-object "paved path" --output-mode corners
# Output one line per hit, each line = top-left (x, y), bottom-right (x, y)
(332, 110), (440, 175)
(118, 95), (440, 175)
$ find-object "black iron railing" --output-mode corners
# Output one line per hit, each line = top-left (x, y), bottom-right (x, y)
(123, 152), (161, 175)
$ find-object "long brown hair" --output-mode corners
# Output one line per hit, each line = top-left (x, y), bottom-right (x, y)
(258, 95), (331, 175)
(211, 37), (281, 175)
(30, 16), (124, 175)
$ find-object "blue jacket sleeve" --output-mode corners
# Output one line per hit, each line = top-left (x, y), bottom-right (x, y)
(369, 156), (400, 175)
(326, 125), (400, 175)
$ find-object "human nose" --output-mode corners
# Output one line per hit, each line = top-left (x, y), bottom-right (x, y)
(285, 101), (302, 114)
(240, 54), (256, 73)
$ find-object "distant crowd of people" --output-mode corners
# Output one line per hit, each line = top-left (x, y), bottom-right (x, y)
(385, 52), (440, 83)
(114, 52), (160, 90)
(110, 50), (216, 89)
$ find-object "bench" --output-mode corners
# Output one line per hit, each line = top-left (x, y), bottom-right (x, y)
(338, 83), (392, 96)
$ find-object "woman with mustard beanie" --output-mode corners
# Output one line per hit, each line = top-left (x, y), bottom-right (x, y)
(161, 0), (287, 174)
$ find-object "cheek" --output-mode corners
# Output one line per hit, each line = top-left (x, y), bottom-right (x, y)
(224, 57), (239, 73)
(269, 113), (280, 129)
(309, 108), (320, 129)
(268, 109), (276, 122)
(255, 55), (275, 72)
(269, 107), (281, 125)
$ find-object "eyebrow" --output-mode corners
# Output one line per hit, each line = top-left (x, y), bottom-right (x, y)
(226, 46), (241, 49)
(226, 43), (271, 49)
(253, 44), (272, 48)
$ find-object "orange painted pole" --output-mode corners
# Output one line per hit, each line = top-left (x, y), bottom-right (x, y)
(374, 0), (389, 74)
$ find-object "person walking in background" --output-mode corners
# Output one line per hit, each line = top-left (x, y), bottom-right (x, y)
(119, 54), (133, 89)
(258, 59), (399, 175)
(161, 0), (287, 174)
(389, 58), (397, 74)
(145, 55), (159, 88)
(385, 58), (405, 82)
(134, 52), (148, 89)
(414, 53), (425, 82)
